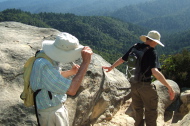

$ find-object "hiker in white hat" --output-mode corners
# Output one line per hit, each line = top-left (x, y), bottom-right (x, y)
(30, 32), (93, 126)
(103, 30), (175, 126)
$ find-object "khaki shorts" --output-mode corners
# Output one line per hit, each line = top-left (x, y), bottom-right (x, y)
(38, 104), (69, 126)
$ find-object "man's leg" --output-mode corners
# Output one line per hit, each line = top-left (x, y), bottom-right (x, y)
(131, 83), (145, 126)
(140, 84), (158, 126)
(55, 105), (69, 126)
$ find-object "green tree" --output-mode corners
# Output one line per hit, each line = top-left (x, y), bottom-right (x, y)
(161, 49), (190, 88)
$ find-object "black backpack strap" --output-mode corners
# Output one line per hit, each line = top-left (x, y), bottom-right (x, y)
(34, 89), (42, 126)
(140, 46), (151, 82)
(48, 91), (52, 99)
(33, 89), (52, 126)
(33, 50), (53, 126)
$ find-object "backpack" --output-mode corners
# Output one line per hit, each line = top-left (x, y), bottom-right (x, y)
(126, 44), (150, 83)
(20, 51), (53, 107)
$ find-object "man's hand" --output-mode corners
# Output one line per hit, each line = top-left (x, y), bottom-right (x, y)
(60, 63), (80, 78)
(102, 58), (124, 73)
(71, 63), (80, 75)
(81, 46), (93, 63)
(102, 66), (113, 72)
(168, 87), (175, 100)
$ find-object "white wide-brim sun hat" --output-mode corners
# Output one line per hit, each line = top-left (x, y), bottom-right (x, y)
(42, 32), (84, 64)
(140, 30), (165, 47)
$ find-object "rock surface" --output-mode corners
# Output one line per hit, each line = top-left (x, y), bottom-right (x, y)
(0, 21), (189, 126)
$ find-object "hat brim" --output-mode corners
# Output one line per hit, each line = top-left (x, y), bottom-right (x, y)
(42, 40), (84, 63)
(140, 35), (165, 47)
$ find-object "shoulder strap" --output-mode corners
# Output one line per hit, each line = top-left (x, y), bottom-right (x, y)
(21, 51), (53, 100)
(142, 45), (151, 52)
(34, 51), (53, 99)
(35, 51), (53, 64)
(21, 56), (36, 103)
(33, 52), (53, 126)
(140, 46), (151, 81)
(34, 89), (42, 126)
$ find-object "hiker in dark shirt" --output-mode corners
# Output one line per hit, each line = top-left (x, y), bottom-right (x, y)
(103, 30), (175, 126)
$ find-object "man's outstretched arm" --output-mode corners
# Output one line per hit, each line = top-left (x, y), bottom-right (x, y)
(102, 57), (125, 72)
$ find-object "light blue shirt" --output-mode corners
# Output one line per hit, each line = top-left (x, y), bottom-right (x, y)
(30, 58), (71, 110)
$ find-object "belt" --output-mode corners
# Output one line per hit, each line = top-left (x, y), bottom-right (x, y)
(141, 82), (151, 84)
(141, 78), (151, 82)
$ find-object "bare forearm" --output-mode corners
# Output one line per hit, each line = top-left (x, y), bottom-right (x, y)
(103, 57), (125, 72)
(152, 69), (172, 89)
(67, 62), (89, 95)
(152, 68), (175, 100)
(67, 46), (92, 96)
(111, 57), (125, 68)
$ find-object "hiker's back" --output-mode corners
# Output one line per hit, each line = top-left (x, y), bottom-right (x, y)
(126, 43), (150, 83)
(20, 51), (53, 107)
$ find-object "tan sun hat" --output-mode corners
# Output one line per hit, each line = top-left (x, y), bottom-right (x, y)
(42, 32), (84, 64)
(140, 30), (164, 47)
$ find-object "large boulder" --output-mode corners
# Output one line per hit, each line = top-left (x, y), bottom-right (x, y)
(171, 113), (190, 126)
(171, 88), (190, 126)
(65, 53), (131, 126)
(152, 80), (180, 126)
(0, 21), (60, 126)
(179, 88), (190, 115)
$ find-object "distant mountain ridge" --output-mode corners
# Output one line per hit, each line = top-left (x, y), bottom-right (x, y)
(0, 0), (151, 14)
(110, 0), (190, 33)
(0, 0), (190, 33)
